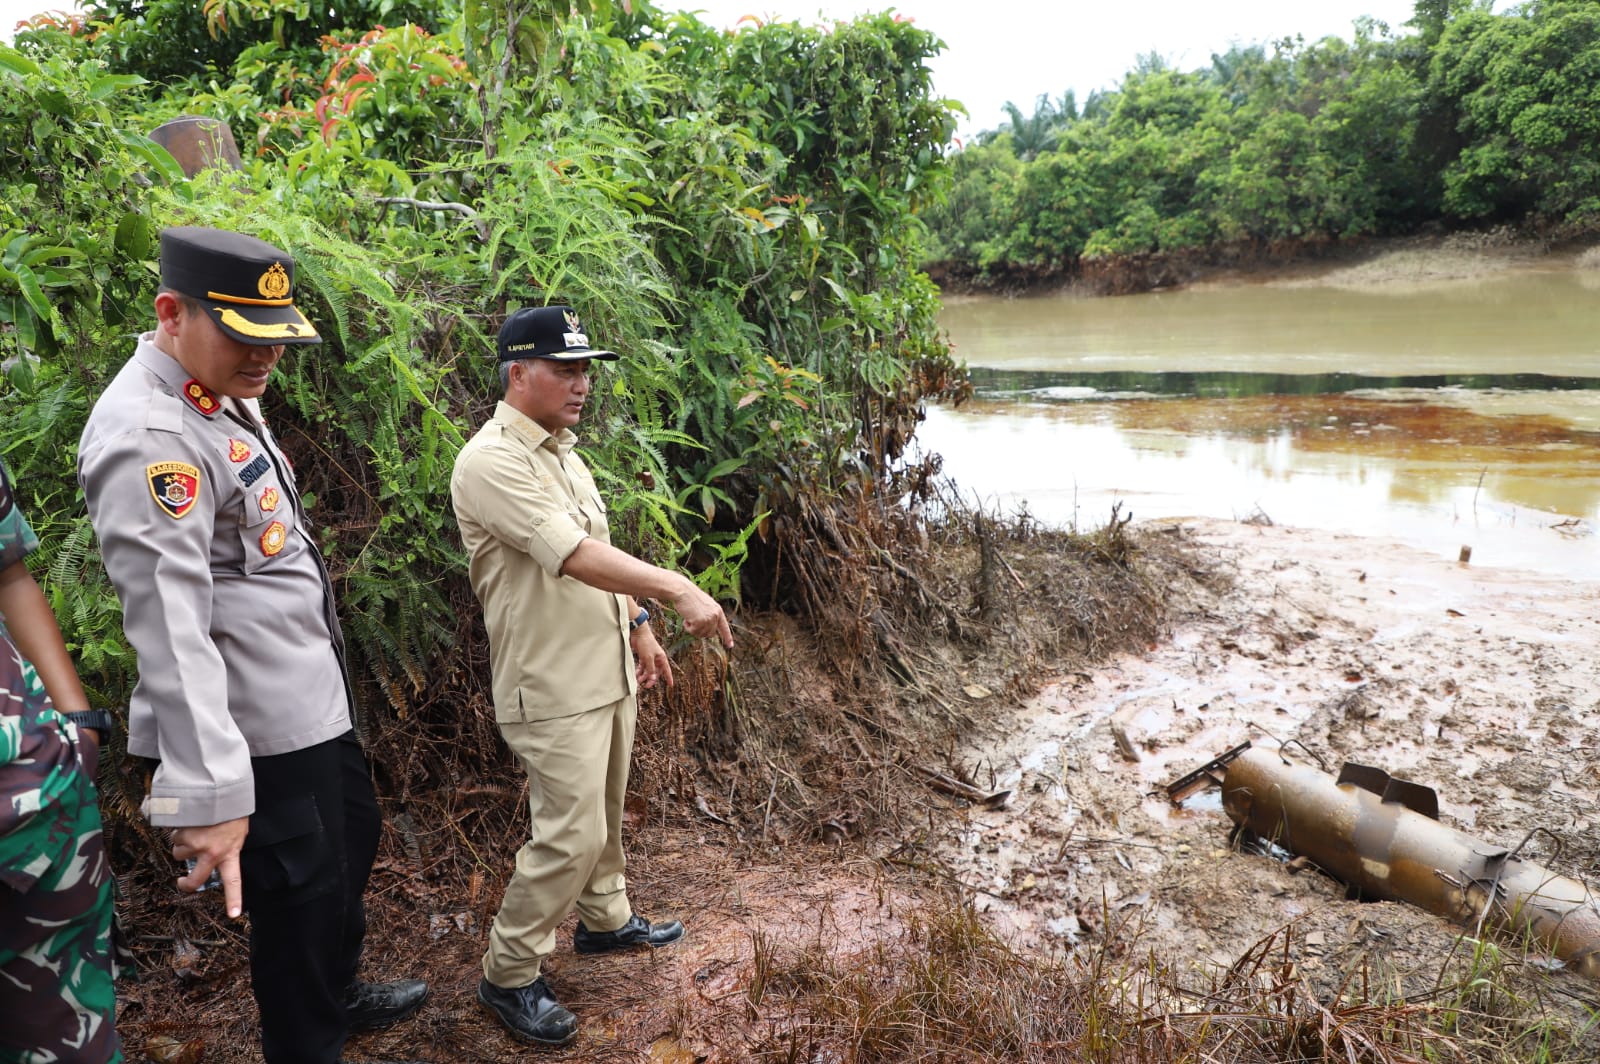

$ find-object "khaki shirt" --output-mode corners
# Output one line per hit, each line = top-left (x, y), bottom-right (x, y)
(450, 401), (633, 721)
(77, 337), (352, 827)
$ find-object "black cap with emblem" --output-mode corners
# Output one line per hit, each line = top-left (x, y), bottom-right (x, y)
(159, 226), (322, 346)
(496, 305), (618, 363)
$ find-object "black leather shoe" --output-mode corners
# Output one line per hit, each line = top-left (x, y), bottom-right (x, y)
(345, 977), (428, 1032)
(573, 913), (685, 954)
(477, 976), (578, 1047)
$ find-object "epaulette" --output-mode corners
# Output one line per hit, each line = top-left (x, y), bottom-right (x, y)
(145, 387), (188, 435)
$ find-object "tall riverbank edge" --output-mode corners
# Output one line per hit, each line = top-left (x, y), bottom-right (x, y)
(926, 221), (1600, 298)
(108, 503), (1204, 1060)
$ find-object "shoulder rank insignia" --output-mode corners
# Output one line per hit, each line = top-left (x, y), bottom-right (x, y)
(181, 379), (221, 417)
(228, 439), (252, 463)
(259, 520), (287, 556)
(258, 486), (280, 513)
(148, 461), (201, 520)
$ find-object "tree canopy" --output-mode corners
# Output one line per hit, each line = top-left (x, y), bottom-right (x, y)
(923, 0), (1600, 278)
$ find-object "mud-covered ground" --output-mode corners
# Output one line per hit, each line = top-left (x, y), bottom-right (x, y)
(942, 517), (1600, 1027)
(113, 515), (1600, 1062)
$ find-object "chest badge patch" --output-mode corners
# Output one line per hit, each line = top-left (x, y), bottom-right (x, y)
(228, 439), (252, 463)
(259, 520), (287, 556)
(258, 486), (280, 513)
(181, 379), (220, 417)
(148, 461), (201, 520)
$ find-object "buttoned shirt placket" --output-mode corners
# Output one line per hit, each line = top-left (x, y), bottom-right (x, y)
(223, 398), (355, 722)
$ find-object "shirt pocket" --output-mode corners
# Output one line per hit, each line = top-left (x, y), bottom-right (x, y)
(238, 477), (295, 575)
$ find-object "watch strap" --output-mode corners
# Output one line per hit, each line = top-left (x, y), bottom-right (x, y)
(64, 709), (115, 738)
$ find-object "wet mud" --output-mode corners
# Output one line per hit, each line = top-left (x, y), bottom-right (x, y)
(939, 517), (1600, 1009)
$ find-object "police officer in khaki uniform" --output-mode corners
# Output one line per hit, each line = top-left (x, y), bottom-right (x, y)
(451, 306), (734, 1047)
(77, 227), (427, 1064)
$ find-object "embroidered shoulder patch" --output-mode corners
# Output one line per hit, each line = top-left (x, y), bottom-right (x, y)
(181, 379), (221, 417)
(148, 461), (201, 520)
(228, 439), (252, 463)
(260, 520), (287, 556)
(258, 486), (280, 513)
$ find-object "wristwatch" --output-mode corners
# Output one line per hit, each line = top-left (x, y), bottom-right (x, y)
(628, 607), (650, 631)
(65, 708), (114, 740)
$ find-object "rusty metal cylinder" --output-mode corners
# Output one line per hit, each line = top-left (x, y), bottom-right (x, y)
(148, 116), (244, 177)
(1222, 746), (1600, 981)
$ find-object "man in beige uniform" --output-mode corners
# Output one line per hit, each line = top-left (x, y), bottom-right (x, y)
(452, 305), (733, 1047)
(78, 227), (426, 1064)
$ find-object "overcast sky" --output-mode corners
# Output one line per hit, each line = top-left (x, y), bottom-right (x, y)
(3, 0), (1435, 137)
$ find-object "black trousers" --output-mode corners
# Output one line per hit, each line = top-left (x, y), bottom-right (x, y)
(239, 731), (379, 1064)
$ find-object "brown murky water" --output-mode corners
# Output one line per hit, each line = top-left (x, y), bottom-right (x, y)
(924, 265), (1600, 578)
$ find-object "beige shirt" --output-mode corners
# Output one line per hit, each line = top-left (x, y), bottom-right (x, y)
(451, 401), (634, 721)
(77, 337), (352, 826)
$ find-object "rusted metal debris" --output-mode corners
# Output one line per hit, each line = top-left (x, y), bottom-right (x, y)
(1164, 741), (1253, 805)
(1194, 745), (1600, 982)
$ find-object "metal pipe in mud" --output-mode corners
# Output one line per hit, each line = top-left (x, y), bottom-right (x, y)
(1221, 746), (1600, 982)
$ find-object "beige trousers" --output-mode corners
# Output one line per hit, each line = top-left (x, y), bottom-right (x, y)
(482, 694), (637, 987)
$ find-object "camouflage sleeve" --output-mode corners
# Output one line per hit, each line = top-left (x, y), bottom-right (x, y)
(0, 458), (40, 572)
(0, 626), (80, 889)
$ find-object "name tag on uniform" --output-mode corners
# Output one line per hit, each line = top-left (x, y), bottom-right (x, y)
(238, 454), (270, 486)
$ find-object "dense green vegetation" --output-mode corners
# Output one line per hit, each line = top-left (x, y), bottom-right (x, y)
(0, 0), (961, 709)
(925, 0), (1600, 279)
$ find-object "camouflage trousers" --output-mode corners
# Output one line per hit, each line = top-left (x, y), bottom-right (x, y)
(0, 772), (122, 1064)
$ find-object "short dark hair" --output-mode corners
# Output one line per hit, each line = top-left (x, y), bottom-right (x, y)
(157, 286), (205, 318)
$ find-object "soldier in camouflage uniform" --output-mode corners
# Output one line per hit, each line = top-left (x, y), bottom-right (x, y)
(0, 456), (123, 1063)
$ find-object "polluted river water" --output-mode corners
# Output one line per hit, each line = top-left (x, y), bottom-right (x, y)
(920, 258), (1600, 579)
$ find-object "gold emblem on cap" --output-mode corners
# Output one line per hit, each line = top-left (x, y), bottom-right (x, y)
(563, 309), (581, 332)
(259, 262), (291, 300)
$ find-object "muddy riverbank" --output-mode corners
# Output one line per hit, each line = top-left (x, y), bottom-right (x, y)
(928, 223), (1600, 299)
(944, 516), (1600, 1039)
(108, 512), (1600, 1062)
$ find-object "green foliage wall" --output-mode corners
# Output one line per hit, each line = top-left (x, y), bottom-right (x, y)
(0, 1), (962, 711)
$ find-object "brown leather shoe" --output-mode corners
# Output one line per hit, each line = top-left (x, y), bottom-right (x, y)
(573, 913), (685, 953)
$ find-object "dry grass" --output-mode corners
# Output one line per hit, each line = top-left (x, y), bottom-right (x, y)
(729, 886), (1598, 1064)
